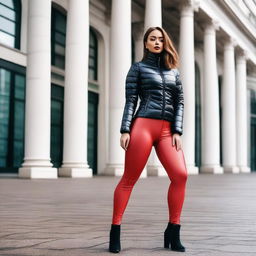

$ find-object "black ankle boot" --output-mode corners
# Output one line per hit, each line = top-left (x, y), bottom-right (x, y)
(164, 222), (185, 252)
(109, 224), (121, 253)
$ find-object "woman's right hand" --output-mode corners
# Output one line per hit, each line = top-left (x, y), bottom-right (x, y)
(120, 133), (130, 151)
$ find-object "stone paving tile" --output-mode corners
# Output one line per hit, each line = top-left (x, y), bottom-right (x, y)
(0, 173), (256, 256)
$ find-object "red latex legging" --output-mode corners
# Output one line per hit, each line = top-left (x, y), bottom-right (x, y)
(112, 117), (188, 225)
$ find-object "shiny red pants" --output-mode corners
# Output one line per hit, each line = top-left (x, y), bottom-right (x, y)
(112, 117), (188, 225)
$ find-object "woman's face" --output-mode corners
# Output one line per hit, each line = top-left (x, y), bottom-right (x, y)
(145, 29), (164, 53)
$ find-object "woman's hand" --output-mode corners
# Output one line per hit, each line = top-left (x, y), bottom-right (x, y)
(172, 133), (182, 151)
(120, 133), (130, 151)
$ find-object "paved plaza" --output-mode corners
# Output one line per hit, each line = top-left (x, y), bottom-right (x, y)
(0, 173), (256, 256)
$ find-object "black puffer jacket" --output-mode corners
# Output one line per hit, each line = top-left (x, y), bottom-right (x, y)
(120, 51), (184, 136)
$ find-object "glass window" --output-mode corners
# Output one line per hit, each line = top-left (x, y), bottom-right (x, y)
(87, 91), (98, 174)
(0, 0), (21, 48)
(0, 63), (25, 172)
(0, 0), (14, 8)
(89, 28), (98, 81)
(195, 62), (201, 168)
(250, 90), (256, 172)
(218, 75), (223, 166)
(13, 74), (25, 167)
(51, 7), (67, 69)
(251, 91), (256, 115)
(0, 69), (11, 167)
(50, 85), (64, 168)
(0, 31), (15, 46)
(0, 3), (15, 19)
(0, 16), (15, 34)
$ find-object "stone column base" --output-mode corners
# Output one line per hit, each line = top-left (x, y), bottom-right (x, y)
(104, 164), (124, 176)
(239, 166), (251, 173)
(140, 169), (147, 178)
(104, 164), (147, 178)
(186, 165), (199, 175)
(147, 166), (167, 176)
(19, 167), (58, 179)
(58, 167), (93, 178)
(223, 166), (240, 173)
(200, 165), (224, 174)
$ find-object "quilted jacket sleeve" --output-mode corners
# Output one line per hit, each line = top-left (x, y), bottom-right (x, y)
(120, 62), (140, 134)
(171, 69), (184, 136)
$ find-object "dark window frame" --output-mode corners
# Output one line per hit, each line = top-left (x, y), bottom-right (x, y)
(218, 75), (223, 166)
(0, 59), (26, 173)
(51, 5), (67, 69)
(0, 0), (21, 49)
(195, 62), (202, 168)
(50, 84), (64, 168)
(250, 90), (256, 172)
(89, 27), (98, 81)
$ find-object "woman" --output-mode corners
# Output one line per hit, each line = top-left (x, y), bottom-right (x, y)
(109, 26), (188, 253)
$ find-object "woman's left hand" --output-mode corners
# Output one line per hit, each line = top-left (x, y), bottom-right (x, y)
(172, 133), (182, 151)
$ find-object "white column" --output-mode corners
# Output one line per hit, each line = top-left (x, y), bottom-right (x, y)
(144, 0), (162, 31)
(19, 0), (57, 179)
(144, 0), (165, 176)
(178, 0), (199, 175)
(236, 50), (251, 173)
(201, 19), (223, 174)
(222, 37), (239, 173)
(133, 22), (144, 62)
(105, 0), (132, 176)
(59, 0), (92, 177)
(132, 22), (147, 178)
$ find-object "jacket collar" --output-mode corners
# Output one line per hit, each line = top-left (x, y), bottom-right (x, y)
(143, 51), (162, 67)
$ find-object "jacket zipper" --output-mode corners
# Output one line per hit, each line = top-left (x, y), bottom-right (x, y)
(159, 64), (166, 118)
(157, 57), (166, 118)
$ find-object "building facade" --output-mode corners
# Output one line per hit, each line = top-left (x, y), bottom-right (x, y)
(0, 0), (255, 178)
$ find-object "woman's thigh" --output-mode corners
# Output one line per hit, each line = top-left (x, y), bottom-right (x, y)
(154, 136), (187, 182)
(123, 118), (154, 180)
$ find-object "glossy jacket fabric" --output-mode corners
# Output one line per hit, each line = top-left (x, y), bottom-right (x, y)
(120, 51), (184, 136)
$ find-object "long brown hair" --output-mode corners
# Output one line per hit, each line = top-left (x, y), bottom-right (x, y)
(142, 26), (179, 69)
